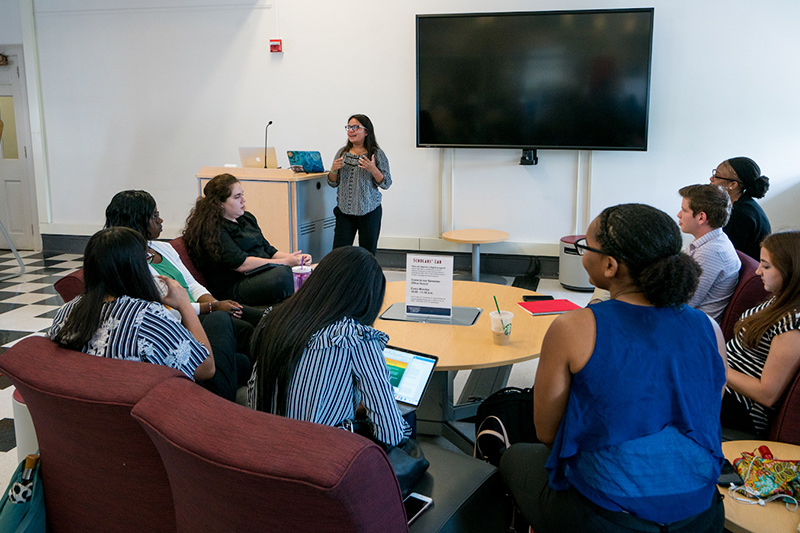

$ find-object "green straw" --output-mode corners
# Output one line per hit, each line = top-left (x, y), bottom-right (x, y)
(493, 296), (511, 335)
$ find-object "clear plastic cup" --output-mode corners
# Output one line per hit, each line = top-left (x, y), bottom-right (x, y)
(490, 310), (513, 345)
(292, 266), (312, 292)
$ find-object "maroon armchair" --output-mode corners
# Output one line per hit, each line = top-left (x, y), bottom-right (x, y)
(132, 378), (409, 533)
(719, 250), (769, 341)
(53, 267), (84, 303)
(768, 371), (800, 445)
(53, 236), (205, 304)
(168, 236), (207, 286)
(0, 336), (189, 532)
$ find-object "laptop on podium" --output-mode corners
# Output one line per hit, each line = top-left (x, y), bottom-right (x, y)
(287, 150), (325, 173)
(239, 147), (278, 169)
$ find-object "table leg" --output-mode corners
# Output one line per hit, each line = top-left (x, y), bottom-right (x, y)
(454, 365), (513, 419)
(417, 371), (455, 431)
(416, 370), (474, 454)
(472, 243), (481, 282)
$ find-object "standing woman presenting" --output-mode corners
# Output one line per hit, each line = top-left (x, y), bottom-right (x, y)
(327, 114), (391, 255)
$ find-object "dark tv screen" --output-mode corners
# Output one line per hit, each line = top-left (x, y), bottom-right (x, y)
(416, 9), (654, 151)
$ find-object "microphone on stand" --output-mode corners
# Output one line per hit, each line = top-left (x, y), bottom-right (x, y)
(264, 121), (273, 168)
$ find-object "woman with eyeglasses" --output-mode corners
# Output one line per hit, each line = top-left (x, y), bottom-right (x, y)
(710, 157), (771, 260)
(327, 114), (392, 255)
(501, 204), (727, 532)
(105, 190), (263, 326)
(49, 227), (215, 382)
(104, 190), (257, 401)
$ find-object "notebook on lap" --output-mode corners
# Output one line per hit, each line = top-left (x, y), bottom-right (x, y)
(383, 346), (438, 415)
(287, 150), (325, 173)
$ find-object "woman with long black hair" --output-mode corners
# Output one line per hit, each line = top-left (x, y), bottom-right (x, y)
(49, 227), (215, 381)
(104, 190), (256, 400)
(247, 246), (409, 447)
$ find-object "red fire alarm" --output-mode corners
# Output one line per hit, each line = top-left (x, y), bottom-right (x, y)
(270, 39), (282, 53)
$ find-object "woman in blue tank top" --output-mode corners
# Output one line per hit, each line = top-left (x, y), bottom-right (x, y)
(501, 204), (728, 533)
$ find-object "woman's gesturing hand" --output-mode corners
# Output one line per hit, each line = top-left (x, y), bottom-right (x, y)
(358, 154), (378, 174)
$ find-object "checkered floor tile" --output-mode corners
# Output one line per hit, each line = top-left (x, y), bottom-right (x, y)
(0, 249), (81, 479)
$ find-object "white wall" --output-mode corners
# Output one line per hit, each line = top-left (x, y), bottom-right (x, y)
(13, 0), (800, 253)
(0, 0), (22, 44)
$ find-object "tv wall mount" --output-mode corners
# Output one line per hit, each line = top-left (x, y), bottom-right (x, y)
(520, 149), (538, 166)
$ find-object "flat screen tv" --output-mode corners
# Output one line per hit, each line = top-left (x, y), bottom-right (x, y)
(416, 8), (654, 155)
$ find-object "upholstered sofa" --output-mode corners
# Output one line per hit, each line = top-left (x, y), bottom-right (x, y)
(0, 336), (504, 532)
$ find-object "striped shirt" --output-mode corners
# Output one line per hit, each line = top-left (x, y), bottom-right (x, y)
(48, 295), (209, 380)
(247, 317), (411, 446)
(328, 148), (391, 216)
(725, 298), (800, 432)
(687, 228), (741, 322)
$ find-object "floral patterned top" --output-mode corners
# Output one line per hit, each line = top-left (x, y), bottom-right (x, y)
(48, 295), (208, 380)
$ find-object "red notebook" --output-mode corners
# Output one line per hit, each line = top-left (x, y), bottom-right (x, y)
(517, 299), (581, 316)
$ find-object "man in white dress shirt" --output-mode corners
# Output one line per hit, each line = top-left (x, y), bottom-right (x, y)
(677, 184), (742, 322)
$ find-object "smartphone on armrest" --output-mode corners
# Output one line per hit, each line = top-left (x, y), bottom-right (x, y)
(404, 492), (433, 525)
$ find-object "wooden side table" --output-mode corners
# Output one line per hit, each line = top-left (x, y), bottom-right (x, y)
(442, 229), (509, 282)
(720, 440), (800, 533)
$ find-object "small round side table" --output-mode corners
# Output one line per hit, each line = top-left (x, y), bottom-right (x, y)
(442, 229), (509, 283)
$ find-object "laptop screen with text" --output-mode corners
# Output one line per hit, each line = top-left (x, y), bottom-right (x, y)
(383, 346), (437, 408)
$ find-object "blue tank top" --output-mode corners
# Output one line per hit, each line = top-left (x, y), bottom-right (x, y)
(545, 300), (726, 524)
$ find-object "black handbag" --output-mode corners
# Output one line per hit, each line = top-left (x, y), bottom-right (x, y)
(387, 438), (429, 498)
(340, 419), (429, 497)
(473, 387), (538, 466)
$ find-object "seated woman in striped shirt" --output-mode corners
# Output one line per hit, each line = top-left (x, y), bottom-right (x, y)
(723, 230), (800, 434)
(49, 227), (215, 382)
(247, 246), (410, 447)
(105, 190), (258, 400)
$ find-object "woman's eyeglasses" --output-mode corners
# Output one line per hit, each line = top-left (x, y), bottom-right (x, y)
(573, 238), (606, 256)
(150, 211), (160, 220)
(344, 125), (365, 132)
(711, 169), (739, 184)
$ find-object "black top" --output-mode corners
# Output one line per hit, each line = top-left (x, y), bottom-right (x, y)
(201, 211), (278, 295)
(723, 196), (771, 261)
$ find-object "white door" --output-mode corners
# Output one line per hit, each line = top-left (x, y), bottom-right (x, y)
(0, 48), (37, 250)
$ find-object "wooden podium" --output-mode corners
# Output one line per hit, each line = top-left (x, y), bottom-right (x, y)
(196, 167), (337, 262)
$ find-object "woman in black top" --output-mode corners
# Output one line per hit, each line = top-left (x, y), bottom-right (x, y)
(183, 173), (311, 307)
(710, 156), (771, 260)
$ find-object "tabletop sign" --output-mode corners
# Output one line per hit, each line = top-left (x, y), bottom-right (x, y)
(405, 254), (454, 318)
